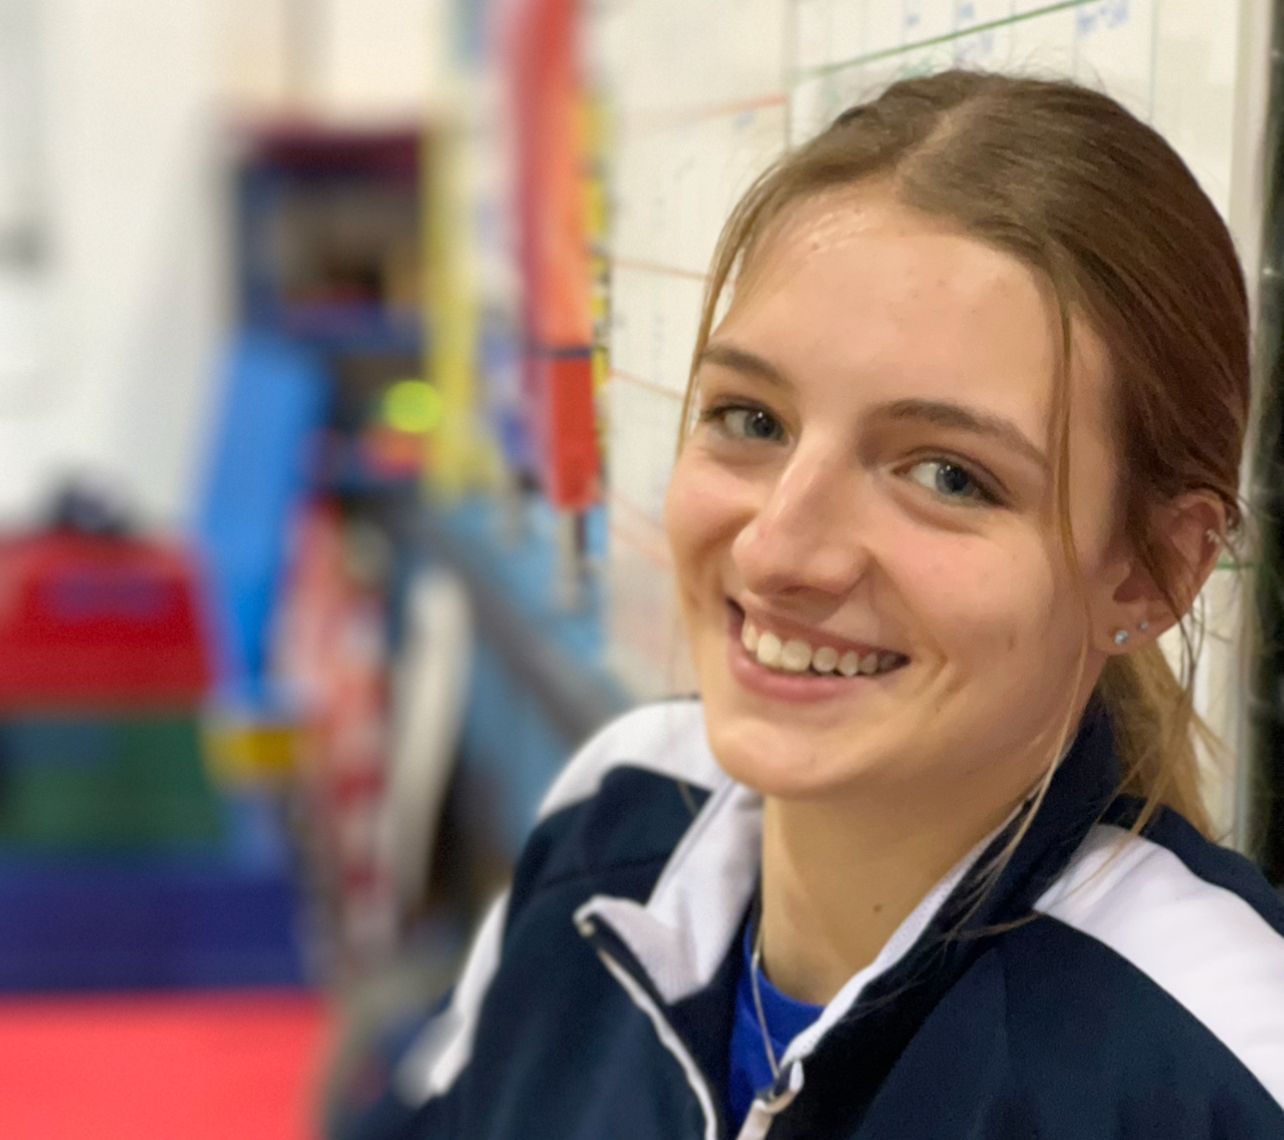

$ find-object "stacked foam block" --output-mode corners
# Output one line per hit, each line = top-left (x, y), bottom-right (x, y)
(0, 528), (305, 990)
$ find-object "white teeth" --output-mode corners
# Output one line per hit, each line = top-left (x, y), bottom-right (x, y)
(812, 646), (839, 673)
(756, 631), (783, 668)
(742, 616), (905, 679)
(780, 639), (812, 673)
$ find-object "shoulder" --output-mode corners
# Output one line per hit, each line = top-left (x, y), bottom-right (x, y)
(1001, 815), (1284, 1128)
(390, 699), (724, 1111)
(536, 697), (722, 821)
(509, 697), (724, 908)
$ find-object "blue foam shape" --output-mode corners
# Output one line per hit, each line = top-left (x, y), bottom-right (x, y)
(191, 332), (330, 707)
(442, 496), (627, 855)
(442, 497), (608, 664)
(0, 855), (308, 992)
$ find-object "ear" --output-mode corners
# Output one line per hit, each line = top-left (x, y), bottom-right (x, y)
(1094, 492), (1226, 655)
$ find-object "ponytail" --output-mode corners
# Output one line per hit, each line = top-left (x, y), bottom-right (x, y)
(1097, 644), (1218, 839)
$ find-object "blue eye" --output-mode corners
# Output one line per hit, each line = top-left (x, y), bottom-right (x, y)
(704, 404), (785, 443)
(905, 459), (997, 505)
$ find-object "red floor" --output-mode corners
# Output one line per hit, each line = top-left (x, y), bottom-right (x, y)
(0, 991), (331, 1139)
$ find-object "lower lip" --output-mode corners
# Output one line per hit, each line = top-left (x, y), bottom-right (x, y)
(724, 609), (899, 705)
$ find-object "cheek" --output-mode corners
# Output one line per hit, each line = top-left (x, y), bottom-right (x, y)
(888, 529), (1061, 657)
(664, 453), (753, 576)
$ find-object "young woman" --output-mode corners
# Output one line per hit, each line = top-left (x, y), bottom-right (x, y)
(349, 71), (1284, 1138)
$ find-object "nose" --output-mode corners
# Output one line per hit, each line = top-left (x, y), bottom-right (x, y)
(731, 446), (872, 599)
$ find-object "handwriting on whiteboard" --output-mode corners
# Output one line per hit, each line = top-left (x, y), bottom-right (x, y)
(1077, 1), (1132, 36)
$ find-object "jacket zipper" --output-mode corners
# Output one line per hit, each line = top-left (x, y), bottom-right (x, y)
(580, 916), (721, 1140)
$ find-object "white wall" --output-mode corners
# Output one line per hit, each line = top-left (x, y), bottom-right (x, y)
(0, 0), (226, 528)
(0, 0), (47, 415)
(218, 0), (449, 122)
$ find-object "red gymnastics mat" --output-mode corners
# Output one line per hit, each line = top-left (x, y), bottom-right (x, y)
(0, 990), (330, 1139)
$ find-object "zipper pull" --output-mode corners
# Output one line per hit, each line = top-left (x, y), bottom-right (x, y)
(762, 1060), (805, 1114)
(738, 1064), (805, 1140)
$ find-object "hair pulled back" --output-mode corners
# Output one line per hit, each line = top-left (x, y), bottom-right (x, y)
(684, 70), (1251, 836)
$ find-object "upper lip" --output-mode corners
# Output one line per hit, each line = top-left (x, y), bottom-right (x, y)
(732, 599), (902, 658)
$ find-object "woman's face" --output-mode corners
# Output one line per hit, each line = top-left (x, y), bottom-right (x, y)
(664, 187), (1128, 805)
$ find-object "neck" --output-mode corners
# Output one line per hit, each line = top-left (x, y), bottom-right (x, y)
(758, 774), (1025, 1006)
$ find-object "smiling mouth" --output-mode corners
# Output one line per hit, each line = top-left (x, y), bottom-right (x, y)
(728, 601), (909, 679)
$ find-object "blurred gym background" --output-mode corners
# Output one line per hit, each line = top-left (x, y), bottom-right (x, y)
(0, 1), (1281, 1136)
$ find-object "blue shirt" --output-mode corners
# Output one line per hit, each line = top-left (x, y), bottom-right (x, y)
(726, 918), (823, 1132)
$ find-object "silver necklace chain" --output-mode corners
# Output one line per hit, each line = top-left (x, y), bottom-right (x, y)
(750, 919), (782, 1082)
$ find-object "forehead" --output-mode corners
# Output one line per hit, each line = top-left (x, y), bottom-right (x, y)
(723, 187), (1112, 441)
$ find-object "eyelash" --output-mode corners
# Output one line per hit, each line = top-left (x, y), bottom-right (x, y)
(900, 455), (1005, 508)
(698, 401), (785, 444)
(698, 400), (1007, 509)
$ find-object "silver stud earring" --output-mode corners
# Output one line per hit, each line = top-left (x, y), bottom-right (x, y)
(1138, 620), (1150, 634)
(1113, 629), (1130, 647)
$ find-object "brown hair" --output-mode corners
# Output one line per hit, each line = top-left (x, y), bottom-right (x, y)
(682, 70), (1251, 838)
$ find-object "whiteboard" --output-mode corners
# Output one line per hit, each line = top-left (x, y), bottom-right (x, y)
(594, 0), (1269, 837)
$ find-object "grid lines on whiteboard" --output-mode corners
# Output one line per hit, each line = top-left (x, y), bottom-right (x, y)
(788, 1), (1156, 144)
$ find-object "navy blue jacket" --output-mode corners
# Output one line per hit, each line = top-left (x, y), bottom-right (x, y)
(349, 700), (1284, 1139)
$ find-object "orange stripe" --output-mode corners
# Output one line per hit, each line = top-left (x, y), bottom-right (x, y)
(611, 256), (709, 283)
(609, 369), (686, 400)
(624, 92), (788, 131)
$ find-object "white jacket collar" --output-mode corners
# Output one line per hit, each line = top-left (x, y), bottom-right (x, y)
(576, 774), (1000, 1062)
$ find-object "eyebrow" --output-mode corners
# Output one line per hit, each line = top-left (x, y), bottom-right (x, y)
(697, 342), (1047, 471)
(876, 398), (1048, 470)
(696, 342), (793, 389)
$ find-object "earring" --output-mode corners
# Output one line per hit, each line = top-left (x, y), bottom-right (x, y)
(1113, 629), (1130, 646)
(1138, 620), (1150, 634)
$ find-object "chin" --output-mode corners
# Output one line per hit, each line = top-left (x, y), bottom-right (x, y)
(699, 681), (896, 800)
